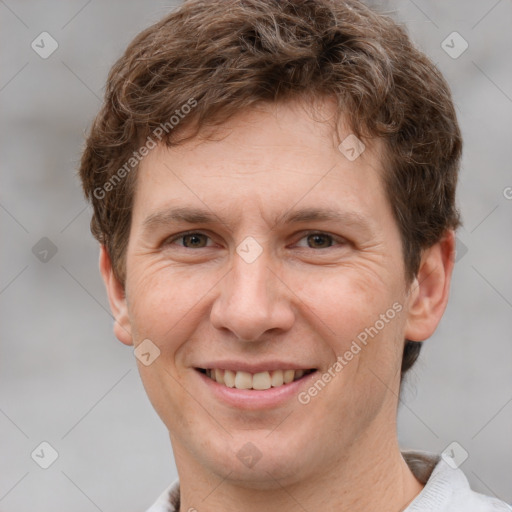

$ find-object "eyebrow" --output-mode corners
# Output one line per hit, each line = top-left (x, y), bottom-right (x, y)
(142, 206), (373, 235)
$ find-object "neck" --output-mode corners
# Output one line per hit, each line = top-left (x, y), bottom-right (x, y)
(173, 426), (424, 512)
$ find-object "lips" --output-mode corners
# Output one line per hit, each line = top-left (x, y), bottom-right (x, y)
(197, 368), (316, 390)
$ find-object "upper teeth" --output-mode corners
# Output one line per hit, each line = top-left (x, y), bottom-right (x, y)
(205, 369), (308, 390)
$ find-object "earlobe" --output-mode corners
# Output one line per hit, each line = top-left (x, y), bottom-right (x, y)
(404, 230), (456, 342)
(99, 245), (133, 346)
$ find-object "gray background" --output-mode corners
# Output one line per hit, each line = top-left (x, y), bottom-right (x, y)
(1, 0), (511, 510)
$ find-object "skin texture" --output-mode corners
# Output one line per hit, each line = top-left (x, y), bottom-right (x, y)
(100, 99), (455, 512)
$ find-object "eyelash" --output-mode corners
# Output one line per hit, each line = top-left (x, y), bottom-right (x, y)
(163, 230), (346, 250)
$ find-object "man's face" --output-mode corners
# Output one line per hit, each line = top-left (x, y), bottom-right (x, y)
(119, 100), (413, 484)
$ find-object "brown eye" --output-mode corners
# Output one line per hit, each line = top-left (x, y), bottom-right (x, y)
(306, 233), (334, 249)
(293, 231), (347, 251)
(164, 232), (212, 248)
(181, 233), (209, 248)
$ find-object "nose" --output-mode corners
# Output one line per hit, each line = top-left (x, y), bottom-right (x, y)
(210, 251), (295, 342)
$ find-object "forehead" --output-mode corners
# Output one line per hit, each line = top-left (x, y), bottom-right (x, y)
(132, 100), (391, 230)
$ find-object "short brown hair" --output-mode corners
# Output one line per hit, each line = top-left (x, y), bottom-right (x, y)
(79, 0), (462, 377)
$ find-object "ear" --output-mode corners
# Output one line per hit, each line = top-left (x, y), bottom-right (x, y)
(99, 245), (133, 346)
(404, 230), (456, 342)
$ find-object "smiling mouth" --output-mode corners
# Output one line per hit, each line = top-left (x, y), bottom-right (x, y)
(197, 368), (316, 390)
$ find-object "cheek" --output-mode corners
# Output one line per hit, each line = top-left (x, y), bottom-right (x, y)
(125, 266), (209, 427)
(126, 262), (208, 350)
(296, 265), (407, 403)
(297, 266), (401, 346)
(303, 270), (406, 418)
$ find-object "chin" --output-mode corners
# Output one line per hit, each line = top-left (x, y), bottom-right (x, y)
(201, 431), (316, 488)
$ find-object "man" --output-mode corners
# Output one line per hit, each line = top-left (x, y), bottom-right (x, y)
(79, 0), (511, 510)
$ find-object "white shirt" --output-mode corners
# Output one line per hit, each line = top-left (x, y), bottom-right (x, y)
(146, 451), (511, 511)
